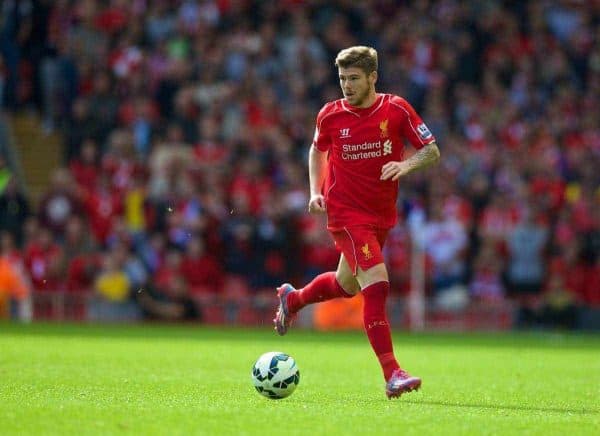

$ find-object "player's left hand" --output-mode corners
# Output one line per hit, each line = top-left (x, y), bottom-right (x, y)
(380, 161), (411, 181)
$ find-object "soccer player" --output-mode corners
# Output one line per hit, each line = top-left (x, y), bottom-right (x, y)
(274, 46), (440, 399)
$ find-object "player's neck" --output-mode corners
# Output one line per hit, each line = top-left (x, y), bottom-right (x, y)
(349, 91), (378, 109)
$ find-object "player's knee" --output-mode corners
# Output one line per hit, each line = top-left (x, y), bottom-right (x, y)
(336, 272), (360, 295)
(341, 280), (360, 296)
(357, 263), (389, 289)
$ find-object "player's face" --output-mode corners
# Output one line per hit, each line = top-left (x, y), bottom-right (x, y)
(339, 67), (377, 108)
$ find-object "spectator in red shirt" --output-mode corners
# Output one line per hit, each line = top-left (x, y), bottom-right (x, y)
(383, 222), (413, 296)
(66, 253), (101, 294)
(69, 139), (100, 195)
(83, 173), (123, 245)
(180, 235), (224, 299)
(228, 156), (273, 215)
(94, 0), (129, 36)
(23, 227), (64, 292)
(299, 214), (339, 282)
(154, 248), (186, 297)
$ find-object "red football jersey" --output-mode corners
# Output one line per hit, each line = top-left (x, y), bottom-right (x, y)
(313, 93), (436, 230)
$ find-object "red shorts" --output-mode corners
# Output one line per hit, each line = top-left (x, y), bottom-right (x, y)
(330, 226), (389, 275)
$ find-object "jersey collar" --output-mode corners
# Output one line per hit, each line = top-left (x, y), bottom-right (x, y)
(341, 93), (385, 117)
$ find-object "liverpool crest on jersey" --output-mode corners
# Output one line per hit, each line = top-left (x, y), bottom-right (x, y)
(379, 119), (389, 138)
(361, 243), (373, 260)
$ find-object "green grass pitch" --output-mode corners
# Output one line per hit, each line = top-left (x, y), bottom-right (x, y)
(1, 323), (598, 435)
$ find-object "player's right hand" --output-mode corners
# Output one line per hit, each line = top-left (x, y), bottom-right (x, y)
(308, 194), (326, 214)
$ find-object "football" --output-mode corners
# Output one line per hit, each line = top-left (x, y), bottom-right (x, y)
(251, 351), (300, 399)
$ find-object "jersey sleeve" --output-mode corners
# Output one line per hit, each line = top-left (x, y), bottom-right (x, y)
(312, 103), (334, 152)
(390, 96), (436, 150)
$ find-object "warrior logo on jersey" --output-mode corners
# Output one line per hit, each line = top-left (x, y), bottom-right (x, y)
(379, 119), (389, 138)
(416, 123), (432, 140)
(361, 243), (373, 260)
(339, 128), (351, 138)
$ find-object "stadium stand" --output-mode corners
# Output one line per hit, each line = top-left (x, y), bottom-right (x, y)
(0, 0), (598, 329)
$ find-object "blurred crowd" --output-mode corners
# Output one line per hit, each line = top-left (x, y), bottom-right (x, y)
(0, 0), (598, 327)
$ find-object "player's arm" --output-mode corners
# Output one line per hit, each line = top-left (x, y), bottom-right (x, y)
(382, 96), (441, 181)
(380, 142), (440, 181)
(308, 144), (327, 213)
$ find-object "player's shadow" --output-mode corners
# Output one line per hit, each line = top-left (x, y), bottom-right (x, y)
(403, 399), (597, 415)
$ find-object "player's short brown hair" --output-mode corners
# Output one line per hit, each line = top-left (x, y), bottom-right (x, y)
(335, 46), (378, 74)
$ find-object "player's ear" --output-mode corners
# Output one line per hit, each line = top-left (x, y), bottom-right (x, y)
(370, 71), (378, 85)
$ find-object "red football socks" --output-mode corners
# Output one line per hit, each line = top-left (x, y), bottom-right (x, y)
(287, 272), (352, 313)
(362, 281), (400, 381)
